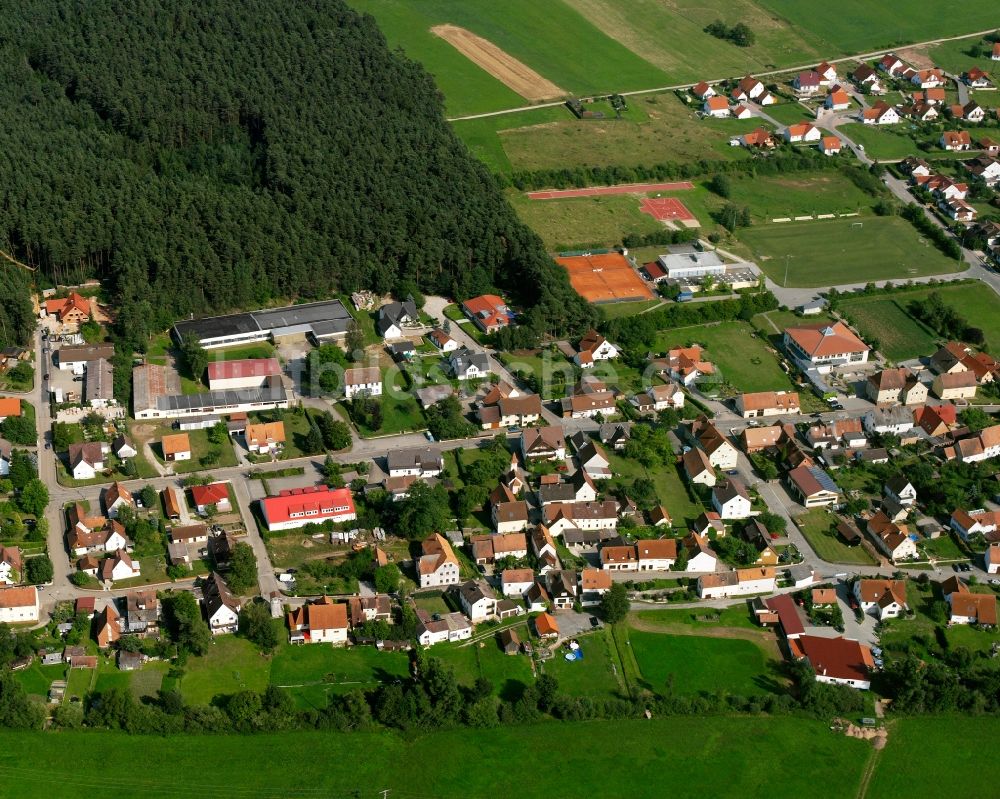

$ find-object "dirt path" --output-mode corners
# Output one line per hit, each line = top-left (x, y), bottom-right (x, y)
(627, 613), (784, 661)
(758, 312), (781, 334)
(432, 25), (564, 101)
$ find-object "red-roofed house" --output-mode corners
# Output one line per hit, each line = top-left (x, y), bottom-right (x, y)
(820, 136), (842, 156)
(287, 598), (349, 645)
(703, 95), (730, 117)
(190, 482), (233, 515)
(43, 292), (91, 326)
(461, 295), (512, 334)
(691, 81), (715, 100)
(784, 122), (821, 143)
(794, 635), (874, 689)
(261, 486), (356, 531)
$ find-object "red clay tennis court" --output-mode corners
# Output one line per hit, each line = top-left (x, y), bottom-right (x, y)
(555, 252), (655, 304)
(527, 181), (694, 200)
(639, 197), (698, 226)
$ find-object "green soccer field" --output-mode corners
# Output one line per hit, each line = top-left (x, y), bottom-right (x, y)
(740, 216), (966, 288)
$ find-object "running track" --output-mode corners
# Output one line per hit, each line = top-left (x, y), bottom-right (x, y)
(527, 181), (694, 200)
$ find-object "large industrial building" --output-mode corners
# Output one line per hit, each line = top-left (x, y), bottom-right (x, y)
(172, 299), (354, 350)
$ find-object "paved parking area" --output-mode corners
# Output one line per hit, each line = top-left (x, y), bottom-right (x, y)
(554, 610), (602, 639)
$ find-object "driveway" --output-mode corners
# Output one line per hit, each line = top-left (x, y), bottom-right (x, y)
(835, 581), (879, 646)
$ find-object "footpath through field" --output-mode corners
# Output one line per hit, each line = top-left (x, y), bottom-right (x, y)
(627, 613), (784, 661)
(527, 180), (694, 200)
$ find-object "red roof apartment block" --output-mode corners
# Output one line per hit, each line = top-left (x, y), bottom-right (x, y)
(261, 486), (357, 531)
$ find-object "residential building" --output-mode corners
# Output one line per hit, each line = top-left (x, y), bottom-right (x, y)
(545, 500), (619, 535)
(683, 534), (718, 572)
(521, 426), (566, 462)
(123, 591), (160, 637)
(884, 478), (917, 507)
(112, 435), (137, 460)
(376, 300), (418, 339)
(343, 366), (383, 399)
(55, 344), (115, 373)
(698, 567), (775, 599)
(287, 598), (350, 645)
(190, 482), (232, 515)
(576, 440), (611, 480)
(932, 371), (977, 400)
(794, 635), (874, 690)
(501, 568), (535, 597)
(784, 321), (869, 369)
(735, 390), (800, 418)
(0, 585), (38, 623)
(914, 404), (958, 437)
(632, 382), (684, 413)
(206, 358), (282, 391)
(636, 538), (678, 571)
(663, 345), (716, 386)
(0, 547), (22, 585)
(985, 542), (1000, 574)
(787, 465), (840, 508)
(866, 512), (918, 561)
(941, 130), (973, 151)
(546, 570), (578, 610)
(387, 447), (443, 478)
(0, 439), (10, 477)
(459, 580), (498, 623)
(418, 533), (460, 588)
(67, 441), (108, 480)
(950, 508), (1000, 541)
(703, 95), (730, 117)
(448, 348), (490, 381)
(202, 572), (241, 635)
(712, 478), (752, 520)
(428, 328), (459, 353)
(865, 367), (926, 405)
(793, 70), (822, 94)
(99, 549), (141, 584)
(461, 294), (511, 334)
(245, 421), (286, 455)
(574, 329), (619, 367)
(534, 612), (559, 639)
(161, 433), (191, 462)
(261, 486), (355, 531)
(580, 568), (612, 606)
(561, 390), (617, 420)
(691, 81), (715, 100)
(94, 603), (121, 648)
(854, 579), (908, 620)
(861, 101), (899, 125)
(600, 544), (637, 571)
(949, 424), (1000, 463)
(690, 415), (738, 469)
(683, 446), (716, 487)
(863, 406), (914, 436)
(784, 122), (821, 143)
(741, 520), (778, 566)
(477, 392), (543, 430)
(170, 524), (209, 546)
(104, 482), (135, 519)
(416, 610), (472, 646)
(943, 578), (997, 626)
(43, 292), (91, 326)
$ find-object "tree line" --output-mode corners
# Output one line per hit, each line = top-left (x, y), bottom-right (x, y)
(0, 0), (594, 353)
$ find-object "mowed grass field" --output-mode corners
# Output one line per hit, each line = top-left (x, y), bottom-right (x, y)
(350, 0), (666, 116)
(741, 216), (965, 288)
(0, 718), (874, 799)
(796, 508), (878, 566)
(755, 0), (999, 54)
(838, 295), (939, 361)
(727, 172), (874, 222)
(624, 629), (780, 696)
(840, 283), (1000, 359)
(654, 321), (795, 394)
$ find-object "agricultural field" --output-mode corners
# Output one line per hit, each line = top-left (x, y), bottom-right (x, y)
(497, 93), (764, 174)
(653, 321), (796, 395)
(840, 282), (1000, 359)
(868, 716), (1000, 799)
(836, 122), (961, 162)
(837, 295), (939, 361)
(0, 717), (876, 799)
(795, 508), (878, 566)
(755, 0), (999, 55)
(740, 216), (965, 288)
(349, 0), (666, 116)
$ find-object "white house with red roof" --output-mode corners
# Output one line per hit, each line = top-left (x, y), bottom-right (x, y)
(206, 358), (281, 390)
(574, 329), (619, 367)
(190, 482), (233, 515)
(783, 321), (869, 370)
(703, 96), (730, 117)
(261, 486), (356, 531)
(461, 295), (512, 334)
(691, 81), (715, 100)
(793, 635), (874, 690)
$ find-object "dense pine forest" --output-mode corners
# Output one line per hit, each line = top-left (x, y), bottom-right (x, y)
(0, 0), (593, 349)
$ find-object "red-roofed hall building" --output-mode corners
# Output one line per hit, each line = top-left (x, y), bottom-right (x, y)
(261, 486), (357, 531)
(206, 358), (282, 390)
(783, 322), (869, 370)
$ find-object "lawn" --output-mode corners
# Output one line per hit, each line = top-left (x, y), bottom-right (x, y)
(0, 717), (874, 799)
(927, 36), (994, 76)
(350, 0), (667, 117)
(795, 508), (877, 566)
(836, 122), (929, 161)
(741, 216), (965, 288)
(270, 642), (411, 708)
(178, 635), (271, 705)
(869, 716), (1000, 799)
(452, 106), (570, 172)
(654, 320), (796, 395)
(608, 452), (703, 526)
(498, 93), (764, 174)
(755, 0), (999, 54)
(600, 299), (662, 319)
(149, 425), (237, 474)
(727, 172), (874, 223)
(633, 606), (758, 631)
(14, 663), (67, 698)
(624, 629), (779, 696)
(838, 295), (939, 361)
(499, 348), (575, 400)
(543, 627), (624, 699)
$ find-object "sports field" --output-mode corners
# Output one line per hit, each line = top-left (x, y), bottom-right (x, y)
(0, 717), (875, 799)
(528, 181), (695, 199)
(639, 196), (698, 225)
(740, 216), (965, 288)
(840, 282), (1000, 359)
(556, 252), (655, 303)
(727, 172), (874, 222)
(350, 0), (666, 116)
